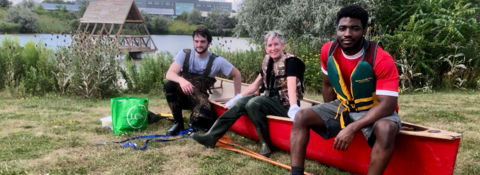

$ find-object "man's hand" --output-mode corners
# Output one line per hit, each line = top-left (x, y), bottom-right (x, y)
(225, 94), (242, 108)
(333, 127), (355, 151)
(179, 79), (195, 95)
(288, 104), (301, 121)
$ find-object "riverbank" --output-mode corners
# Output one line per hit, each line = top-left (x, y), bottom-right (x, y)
(0, 7), (235, 36)
(0, 91), (478, 174)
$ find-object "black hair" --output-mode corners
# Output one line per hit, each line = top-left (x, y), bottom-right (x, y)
(192, 26), (212, 44)
(336, 4), (368, 29)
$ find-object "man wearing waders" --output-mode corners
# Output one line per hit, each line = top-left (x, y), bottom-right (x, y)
(192, 31), (306, 157)
(289, 5), (401, 175)
(164, 27), (242, 136)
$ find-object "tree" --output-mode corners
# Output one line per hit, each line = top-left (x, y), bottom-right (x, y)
(0, 0), (11, 8)
(235, 0), (333, 45)
(140, 10), (153, 32)
(153, 15), (170, 33)
(22, 0), (35, 9)
(4, 6), (40, 33)
(206, 8), (231, 36)
(68, 10), (78, 20)
(77, 0), (88, 19)
(177, 11), (188, 21)
(187, 9), (202, 25)
(234, 0), (376, 45)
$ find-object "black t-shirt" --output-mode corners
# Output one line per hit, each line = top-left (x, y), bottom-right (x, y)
(260, 58), (301, 78)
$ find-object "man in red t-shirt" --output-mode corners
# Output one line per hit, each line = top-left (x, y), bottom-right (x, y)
(289, 5), (401, 175)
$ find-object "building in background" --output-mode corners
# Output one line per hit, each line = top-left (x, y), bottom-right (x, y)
(40, 3), (81, 11)
(75, 0), (232, 17)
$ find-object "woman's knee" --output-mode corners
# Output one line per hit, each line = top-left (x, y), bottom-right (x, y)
(244, 96), (266, 110)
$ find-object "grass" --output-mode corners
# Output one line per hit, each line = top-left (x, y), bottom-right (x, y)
(168, 20), (202, 35)
(36, 15), (71, 33)
(0, 91), (479, 174)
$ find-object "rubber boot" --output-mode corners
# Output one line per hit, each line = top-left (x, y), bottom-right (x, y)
(166, 114), (184, 136)
(191, 114), (238, 148)
(256, 126), (272, 157)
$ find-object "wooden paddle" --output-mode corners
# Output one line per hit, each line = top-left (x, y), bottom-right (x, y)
(216, 135), (311, 175)
(218, 135), (264, 156)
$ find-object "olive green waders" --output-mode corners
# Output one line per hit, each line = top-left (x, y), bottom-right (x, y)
(164, 49), (218, 136)
(191, 94), (288, 157)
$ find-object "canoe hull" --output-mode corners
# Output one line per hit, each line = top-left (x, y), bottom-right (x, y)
(212, 104), (460, 175)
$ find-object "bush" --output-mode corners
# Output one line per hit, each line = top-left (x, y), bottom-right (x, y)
(140, 10), (153, 32)
(0, 35), (24, 93)
(0, 21), (20, 33)
(4, 6), (40, 33)
(211, 39), (322, 92)
(284, 39), (322, 92)
(380, 0), (480, 90)
(176, 27), (184, 34)
(211, 45), (264, 83)
(0, 36), (57, 96)
(69, 32), (121, 98)
(33, 3), (47, 15)
(177, 11), (188, 21)
(121, 52), (173, 93)
(153, 15), (170, 34)
(187, 9), (202, 25)
(18, 41), (57, 96)
(0, 0), (11, 8)
(206, 8), (231, 36)
(69, 19), (80, 31)
(52, 47), (74, 95)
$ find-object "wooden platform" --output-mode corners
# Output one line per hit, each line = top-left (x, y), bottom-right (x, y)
(78, 0), (158, 54)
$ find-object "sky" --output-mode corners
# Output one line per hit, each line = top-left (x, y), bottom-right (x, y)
(12, 0), (243, 11)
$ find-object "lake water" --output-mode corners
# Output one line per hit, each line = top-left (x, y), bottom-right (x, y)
(0, 34), (257, 55)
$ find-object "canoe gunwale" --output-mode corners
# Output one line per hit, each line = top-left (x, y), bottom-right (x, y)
(210, 77), (463, 141)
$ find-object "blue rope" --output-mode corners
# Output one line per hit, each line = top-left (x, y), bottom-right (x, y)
(98, 128), (193, 150)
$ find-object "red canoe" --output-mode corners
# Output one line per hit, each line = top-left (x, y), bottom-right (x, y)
(209, 77), (462, 175)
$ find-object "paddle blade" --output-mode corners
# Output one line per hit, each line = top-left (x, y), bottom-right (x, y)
(218, 135), (235, 144)
(160, 113), (174, 120)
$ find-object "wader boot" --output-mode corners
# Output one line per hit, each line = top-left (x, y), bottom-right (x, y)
(191, 105), (243, 148)
(166, 114), (184, 136)
(256, 126), (272, 157)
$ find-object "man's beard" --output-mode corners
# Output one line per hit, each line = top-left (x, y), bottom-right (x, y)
(337, 37), (364, 52)
(195, 46), (208, 54)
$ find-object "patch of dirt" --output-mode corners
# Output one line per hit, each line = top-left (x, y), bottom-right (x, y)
(0, 120), (41, 135)
(158, 143), (215, 174)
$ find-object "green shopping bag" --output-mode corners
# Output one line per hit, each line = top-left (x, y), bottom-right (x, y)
(111, 97), (149, 135)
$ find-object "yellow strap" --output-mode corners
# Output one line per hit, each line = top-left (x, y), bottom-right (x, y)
(353, 92), (377, 104)
(279, 79), (287, 87)
(357, 101), (378, 111)
(336, 94), (348, 102)
(353, 96), (375, 103)
(334, 101), (349, 129)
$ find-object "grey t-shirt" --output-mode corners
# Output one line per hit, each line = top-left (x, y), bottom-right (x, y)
(173, 49), (234, 78)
